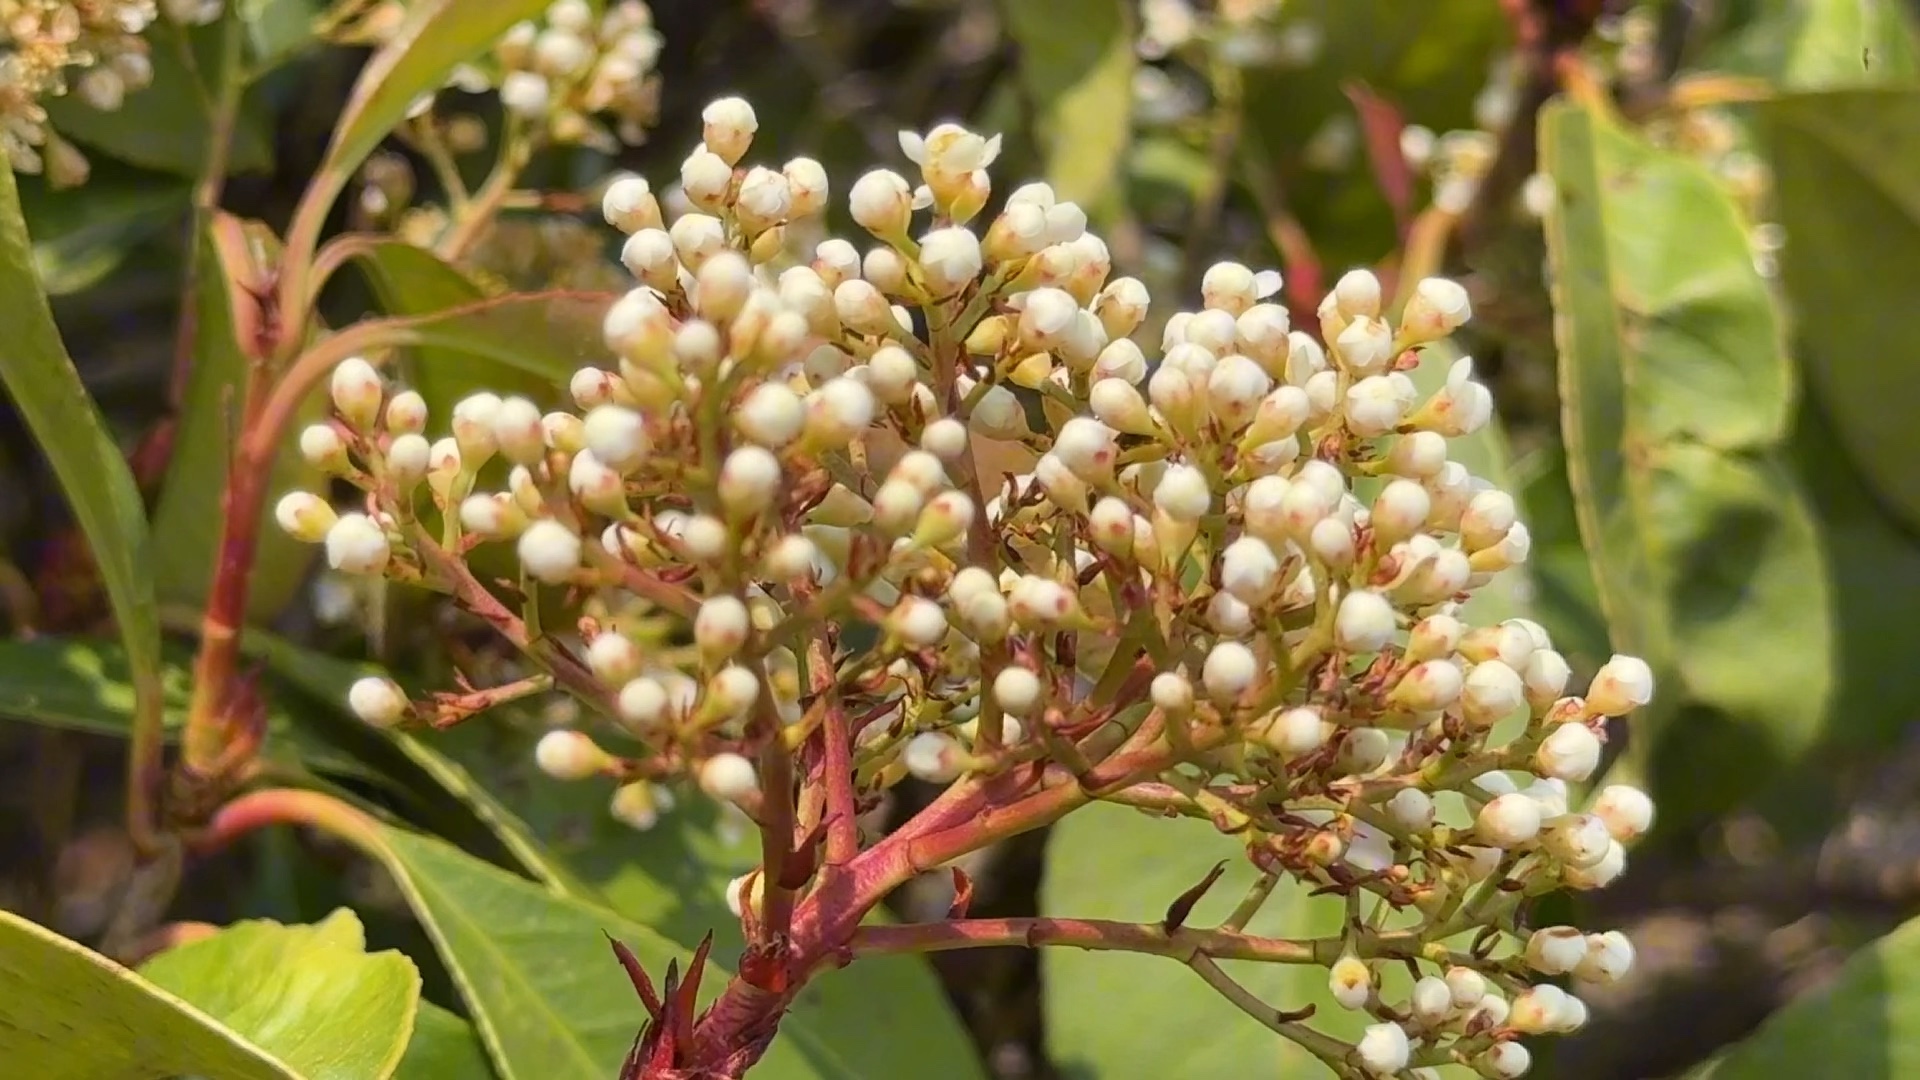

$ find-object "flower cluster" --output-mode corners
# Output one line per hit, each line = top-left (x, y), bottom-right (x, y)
(275, 93), (1656, 1075)
(338, 0), (661, 153)
(0, 0), (183, 182)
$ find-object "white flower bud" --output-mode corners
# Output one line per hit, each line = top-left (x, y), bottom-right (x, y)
(378, 389), (425, 437)
(1335, 315), (1394, 375)
(1587, 654), (1654, 716)
(1591, 784), (1654, 843)
(499, 71), (550, 117)
(329, 357), (383, 431)
(1017, 287), (1080, 350)
(1418, 355), (1494, 437)
(918, 226), (984, 295)
(695, 595), (751, 660)
(1262, 706), (1327, 756)
(1150, 671), (1193, 714)
(1368, 480), (1430, 550)
(616, 677), (669, 730)
(1545, 813), (1614, 869)
(707, 665), (761, 720)
(1564, 838), (1628, 890)
(1386, 430), (1447, 479)
(1536, 722), (1601, 782)
(610, 781), (663, 832)
(668, 213), (726, 270)
(1460, 489), (1517, 553)
(1089, 378), (1155, 437)
(1345, 373), (1416, 438)
(347, 676), (407, 727)
(724, 383), (801, 448)
(1309, 517), (1355, 569)
(886, 595), (946, 647)
(460, 493), (525, 539)
(1052, 416), (1119, 479)
(700, 96), (758, 165)
(298, 423), (348, 472)
(907, 417), (962, 460)
(903, 732), (961, 783)
(1410, 975), (1453, 1025)
(805, 378), (877, 445)
(449, 392), (503, 465)
(1285, 331), (1328, 387)
(1153, 464), (1211, 522)
(1220, 537), (1281, 604)
(1391, 659), (1464, 712)
(1387, 788), (1435, 831)
(1094, 338), (1148, 384)
(1329, 954), (1371, 1010)
(992, 666), (1044, 716)
(486, 396), (542, 466)
(1202, 641), (1257, 702)
(1335, 590), (1396, 654)
(850, 168), (914, 236)
(602, 175), (660, 233)
(1200, 261), (1258, 314)
(1577, 930), (1635, 984)
(1507, 984), (1569, 1035)
(913, 491), (975, 549)
(275, 492), (337, 543)
(1206, 354), (1273, 431)
(325, 513), (390, 575)
(1401, 276), (1472, 343)
(1522, 649), (1572, 709)
(587, 633), (642, 688)
(1356, 1022), (1410, 1075)
(680, 148), (733, 211)
(1405, 613), (1462, 662)
(1477, 793), (1542, 847)
(535, 729), (607, 781)
(1462, 660), (1526, 727)
(1333, 268), (1382, 319)
(735, 166), (792, 232)
(699, 752), (759, 801)
(567, 450), (625, 517)
(718, 446), (782, 516)
(1526, 926), (1589, 975)
(517, 520), (583, 583)
(783, 157), (829, 217)
(1479, 1042), (1532, 1078)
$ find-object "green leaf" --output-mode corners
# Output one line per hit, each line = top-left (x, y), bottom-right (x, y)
(12, 165), (191, 295)
(140, 909), (421, 1080)
(1512, 445), (1611, 673)
(998, 0), (1136, 209)
(398, 1002), (494, 1079)
(330, 814), (983, 1080)
(0, 907), (299, 1079)
(1762, 89), (1920, 534)
(1699, 912), (1920, 1078)
(307, 0), (550, 223)
(1539, 100), (1833, 827)
(351, 240), (561, 413)
(241, 0), (329, 72)
(1044, 803), (1356, 1077)
(1703, 0), (1920, 88)
(0, 162), (164, 802)
(150, 220), (323, 620)
(42, 17), (272, 176)
(0, 636), (382, 784)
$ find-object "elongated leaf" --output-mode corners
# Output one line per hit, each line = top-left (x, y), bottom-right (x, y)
(1704, 0), (1920, 88)
(309, 1), (549, 221)
(1044, 803), (1357, 1077)
(13, 165), (191, 295)
(140, 909), (420, 1080)
(387, 289), (615, 392)
(1540, 100), (1832, 827)
(1700, 912), (1920, 1079)
(0, 163), (164, 790)
(0, 907), (299, 1079)
(42, 17), (273, 176)
(313, 810), (984, 1080)
(0, 636), (381, 783)
(998, 0), (1135, 209)
(151, 220), (322, 619)
(351, 240), (560, 414)
(1762, 89), (1920, 534)
(398, 1002), (493, 1079)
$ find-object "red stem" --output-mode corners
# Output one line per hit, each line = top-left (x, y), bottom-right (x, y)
(848, 916), (1323, 965)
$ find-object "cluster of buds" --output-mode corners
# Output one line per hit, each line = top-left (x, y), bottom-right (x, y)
(0, 0), (180, 183)
(274, 92), (1656, 1075)
(338, 0), (661, 153)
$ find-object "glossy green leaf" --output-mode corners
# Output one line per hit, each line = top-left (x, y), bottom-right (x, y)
(1044, 803), (1355, 1077)
(351, 240), (560, 414)
(308, 0), (550, 225)
(42, 17), (272, 176)
(1540, 100), (1832, 827)
(1699, 912), (1920, 1079)
(998, 0), (1135, 208)
(397, 1002), (494, 1080)
(1762, 89), (1920, 534)
(0, 907), (299, 1079)
(1704, 0), (1920, 88)
(0, 636), (380, 783)
(140, 909), (420, 1080)
(344, 819), (984, 1080)
(1511, 446), (1611, 674)
(150, 222), (322, 620)
(241, 0), (329, 72)
(0, 162), (164, 797)
(12, 166), (191, 295)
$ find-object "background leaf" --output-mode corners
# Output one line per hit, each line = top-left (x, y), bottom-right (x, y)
(0, 162), (165, 805)
(140, 908), (421, 1080)
(12, 165), (191, 296)
(42, 16), (273, 176)
(0, 907), (299, 1079)
(397, 1002), (494, 1080)
(1539, 99), (1832, 829)
(1702, 0), (1920, 88)
(997, 0), (1136, 210)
